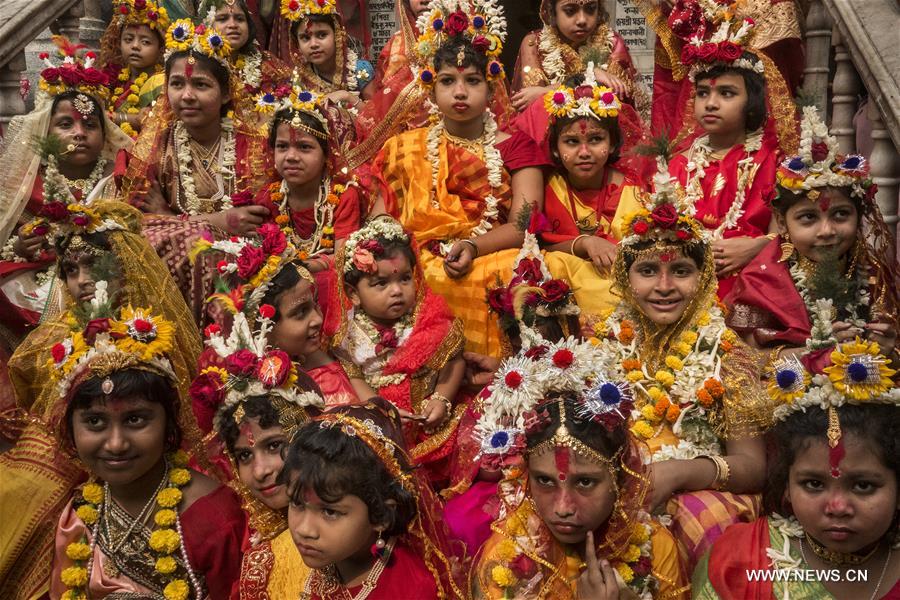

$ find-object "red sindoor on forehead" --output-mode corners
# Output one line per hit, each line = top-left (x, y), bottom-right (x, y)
(240, 421), (256, 447)
(554, 446), (571, 482)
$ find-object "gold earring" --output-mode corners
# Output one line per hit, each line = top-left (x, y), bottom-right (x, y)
(778, 232), (794, 263)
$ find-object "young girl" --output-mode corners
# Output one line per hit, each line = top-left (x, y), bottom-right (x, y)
(539, 72), (645, 317)
(0, 39), (129, 347)
(726, 106), (899, 374)
(592, 160), (770, 570)
(2, 202), (200, 598)
(281, 398), (465, 598)
(666, 10), (797, 298)
(48, 306), (245, 599)
(332, 217), (466, 485)
(692, 340), (900, 598)
(470, 338), (688, 598)
(99, 0), (168, 137)
(120, 19), (272, 322)
(370, 0), (547, 357)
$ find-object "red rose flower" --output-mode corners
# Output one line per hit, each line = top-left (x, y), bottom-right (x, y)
(40, 67), (61, 82)
(236, 245), (266, 279)
(650, 204), (679, 229)
(552, 348), (574, 369)
(676, 228), (691, 240)
(58, 66), (84, 87)
(258, 222), (287, 255)
(811, 141), (829, 162)
(51, 342), (68, 364)
(32, 224), (49, 236)
(81, 69), (108, 86)
(541, 279), (570, 304)
(487, 288), (513, 314)
(601, 91), (615, 104)
(134, 0), (146, 8)
(524, 345), (548, 360)
(471, 34), (490, 53)
(680, 44), (698, 65)
(256, 349), (292, 387)
(216, 260), (230, 274)
(132, 318), (154, 334)
(41, 201), (68, 221)
(509, 553), (537, 579)
(632, 220), (649, 235)
(188, 371), (225, 432)
(118, 4), (129, 14)
(717, 41), (742, 62)
(259, 304), (276, 319)
(358, 239), (383, 254)
(445, 11), (469, 36)
(513, 257), (543, 284)
(204, 324), (221, 337)
(83, 318), (111, 345)
(696, 43), (719, 62)
(226, 349), (258, 376)
(504, 371), (523, 389)
(633, 555), (652, 576)
(230, 189), (254, 206)
(574, 85), (593, 100)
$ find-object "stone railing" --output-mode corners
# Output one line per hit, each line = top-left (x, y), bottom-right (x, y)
(804, 0), (900, 234)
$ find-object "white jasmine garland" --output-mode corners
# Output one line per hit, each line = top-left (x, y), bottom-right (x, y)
(173, 118), (236, 215)
(237, 49), (262, 90)
(345, 47), (359, 92)
(538, 24), (612, 86)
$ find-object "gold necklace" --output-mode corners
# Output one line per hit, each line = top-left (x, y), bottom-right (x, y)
(189, 137), (221, 169)
(803, 532), (880, 566)
(300, 538), (396, 600)
(442, 129), (487, 160)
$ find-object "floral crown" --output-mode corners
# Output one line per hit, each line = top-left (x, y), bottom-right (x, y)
(487, 230), (578, 341)
(474, 336), (633, 467)
(414, 0), (507, 87)
(112, 0), (170, 32)
(543, 63), (621, 125)
(164, 19), (232, 66)
(280, 0), (337, 22)
(620, 157), (705, 251)
(49, 302), (177, 402)
(343, 217), (410, 275)
(193, 307), (324, 433)
(37, 37), (110, 106)
(769, 339), (897, 478)
(673, 0), (762, 82)
(776, 106), (876, 201)
(254, 79), (328, 140)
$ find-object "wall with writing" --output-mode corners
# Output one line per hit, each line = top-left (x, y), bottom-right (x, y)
(368, 0), (399, 60)
(606, 0), (655, 89)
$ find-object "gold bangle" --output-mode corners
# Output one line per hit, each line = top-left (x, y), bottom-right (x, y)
(702, 455), (731, 491)
(429, 392), (452, 425)
(765, 232), (778, 241)
(570, 234), (590, 256)
(460, 239), (479, 258)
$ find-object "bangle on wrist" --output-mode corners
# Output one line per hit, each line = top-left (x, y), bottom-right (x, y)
(700, 454), (731, 491)
(570, 234), (590, 256)
(460, 239), (479, 258)
(429, 392), (453, 426)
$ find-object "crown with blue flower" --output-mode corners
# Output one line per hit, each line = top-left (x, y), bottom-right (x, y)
(164, 19), (231, 67)
(543, 62), (622, 125)
(253, 78), (328, 138)
(280, 0), (337, 22)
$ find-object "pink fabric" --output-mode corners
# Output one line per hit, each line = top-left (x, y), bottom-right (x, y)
(442, 480), (498, 556)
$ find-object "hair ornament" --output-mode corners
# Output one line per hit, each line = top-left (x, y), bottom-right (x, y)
(280, 0), (337, 22)
(543, 62), (621, 124)
(342, 216), (410, 274)
(37, 36), (110, 106)
(164, 19), (232, 66)
(673, 0), (763, 82)
(253, 76), (329, 139)
(578, 379), (635, 431)
(112, 0), (170, 32)
(776, 106), (876, 201)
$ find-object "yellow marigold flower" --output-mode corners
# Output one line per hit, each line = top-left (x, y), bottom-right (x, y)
(157, 487), (183, 508)
(62, 590), (87, 600)
(646, 386), (663, 401)
(665, 404), (681, 422)
(654, 370), (675, 388)
(626, 370), (644, 383)
(697, 312), (711, 326)
(665, 355), (684, 371)
(496, 540), (518, 561)
(630, 421), (654, 439)
(640, 405), (660, 423)
(622, 358), (642, 372)
(82, 483), (103, 505)
(164, 579), (190, 600)
(680, 330), (698, 345)
(65, 541), (92, 561)
(721, 329), (737, 343)
(169, 468), (191, 486)
(149, 528), (181, 554)
(76, 505), (98, 525)
(630, 524), (650, 545)
(155, 508), (177, 527)
(615, 562), (634, 583)
(156, 555), (177, 574)
(506, 515), (526, 537)
(622, 544), (641, 563)
(171, 450), (189, 466)
(127, 93), (139, 104)
(60, 566), (88, 587)
(673, 342), (693, 356)
(491, 565), (517, 588)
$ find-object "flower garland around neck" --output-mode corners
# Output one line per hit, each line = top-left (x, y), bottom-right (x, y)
(538, 23), (613, 87)
(426, 109), (503, 248)
(594, 305), (735, 461)
(683, 129), (763, 241)
(234, 48), (262, 92)
(268, 177), (344, 258)
(111, 65), (161, 136)
(47, 152), (109, 201)
(486, 479), (658, 598)
(62, 450), (200, 600)
(348, 309), (414, 389)
(788, 255), (870, 352)
(173, 117), (236, 215)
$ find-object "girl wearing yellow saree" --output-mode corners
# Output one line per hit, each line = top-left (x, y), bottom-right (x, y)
(370, 0), (547, 358)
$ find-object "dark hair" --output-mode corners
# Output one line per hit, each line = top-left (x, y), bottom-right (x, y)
(771, 185), (861, 217)
(51, 90), (107, 137)
(219, 0), (257, 55)
(120, 21), (165, 49)
(433, 37), (489, 75)
(65, 369), (183, 452)
(280, 419), (418, 538)
(526, 395), (626, 460)
(218, 394), (282, 454)
(764, 404), (900, 515)
(343, 239), (417, 286)
(622, 239), (709, 271)
(164, 50), (231, 111)
(293, 13), (337, 36)
(260, 260), (316, 321)
(694, 57), (767, 132)
(548, 0), (609, 24)
(267, 109), (329, 156)
(549, 115), (622, 169)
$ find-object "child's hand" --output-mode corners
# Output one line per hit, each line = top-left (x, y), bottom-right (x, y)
(422, 394), (450, 433)
(576, 236), (617, 272)
(443, 241), (475, 279)
(464, 351), (501, 387)
(712, 236), (768, 277)
(511, 86), (551, 111)
(832, 321), (865, 343)
(864, 321), (897, 357)
(576, 531), (620, 600)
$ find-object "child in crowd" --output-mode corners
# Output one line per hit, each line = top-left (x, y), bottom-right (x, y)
(332, 217), (466, 485)
(281, 398), (465, 598)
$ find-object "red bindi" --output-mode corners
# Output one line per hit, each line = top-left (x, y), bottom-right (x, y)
(818, 197), (831, 212)
(554, 446), (571, 482)
(184, 63), (193, 78)
(709, 78), (717, 87)
(240, 422), (255, 447)
(659, 252), (675, 263)
(578, 120), (588, 134)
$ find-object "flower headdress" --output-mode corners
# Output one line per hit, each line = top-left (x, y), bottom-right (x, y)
(37, 36), (110, 107)
(769, 339), (898, 478)
(111, 0), (170, 33)
(413, 0), (507, 87)
(673, 0), (763, 82)
(342, 216), (410, 275)
(253, 78), (328, 140)
(776, 106), (876, 201)
(280, 0), (337, 22)
(164, 19), (232, 66)
(543, 62), (621, 125)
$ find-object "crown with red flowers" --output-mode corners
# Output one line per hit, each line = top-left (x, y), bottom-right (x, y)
(543, 62), (621, 126)
(280, 0), (337, 22)
(112, 0), (170, 32)
(341, 216), (410, 275)
(164, 19), (231, 67)
(37, 36), (110, 106)
(413, 0), (507, 87)
(672, 0), (762, 81)
(776, 106), (876, 202)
